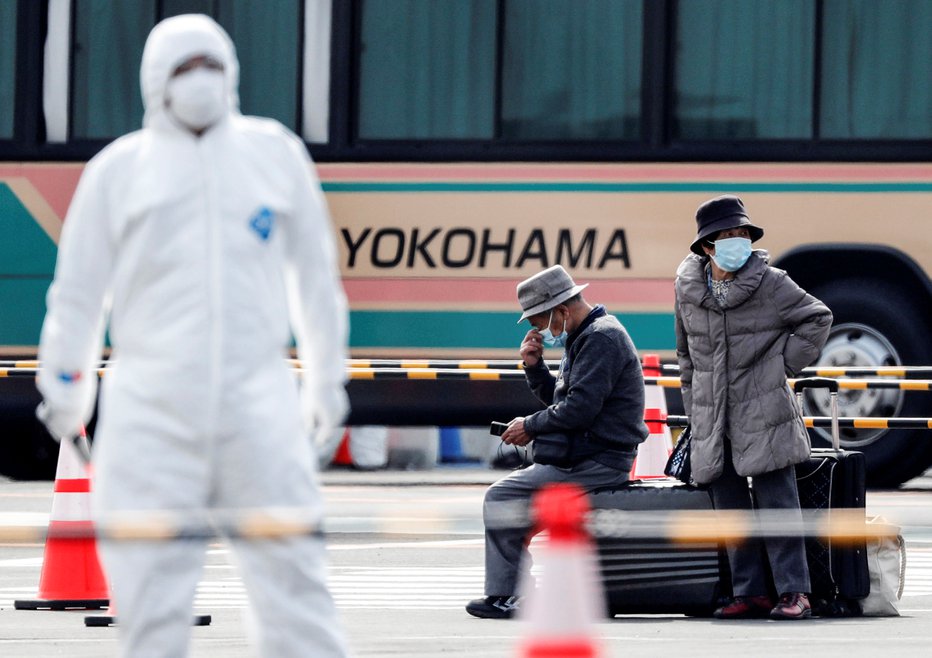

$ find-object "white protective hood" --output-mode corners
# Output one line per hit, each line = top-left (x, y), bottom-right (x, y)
(140, 14), (240, 130)
(40, 11), (349, 448)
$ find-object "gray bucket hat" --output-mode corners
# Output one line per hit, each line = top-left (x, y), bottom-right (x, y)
(690, 195), (764, 255)
(516, 265), (589, 323)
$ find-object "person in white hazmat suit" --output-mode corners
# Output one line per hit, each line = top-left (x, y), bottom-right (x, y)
(36, 14), (350, 658)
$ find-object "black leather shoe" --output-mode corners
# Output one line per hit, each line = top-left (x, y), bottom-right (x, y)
(465, 595), (521, 619)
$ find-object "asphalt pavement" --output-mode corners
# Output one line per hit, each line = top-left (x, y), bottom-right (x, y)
(1, 467), (932, 657)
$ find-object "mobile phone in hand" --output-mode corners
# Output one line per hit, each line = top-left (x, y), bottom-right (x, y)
(489, 421), (509, 436)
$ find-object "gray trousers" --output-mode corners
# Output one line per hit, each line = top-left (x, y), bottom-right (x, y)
(482, 459), (632, 596)
(709, 443), (811, 597)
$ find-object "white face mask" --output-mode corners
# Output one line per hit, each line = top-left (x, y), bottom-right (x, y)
(166, 68), (227, 132)
(539, 309), (568, 348)
(710, 237), (753, 272)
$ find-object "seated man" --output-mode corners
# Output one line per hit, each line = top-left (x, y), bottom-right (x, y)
(466, 265), (648, 619)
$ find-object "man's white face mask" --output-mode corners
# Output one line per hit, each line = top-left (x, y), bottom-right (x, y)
(166, 68), (226, 132)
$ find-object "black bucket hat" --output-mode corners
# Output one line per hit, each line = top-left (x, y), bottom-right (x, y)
(690, 195), (764, 255)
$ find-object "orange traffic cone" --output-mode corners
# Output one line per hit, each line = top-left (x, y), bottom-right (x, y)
(517, 483), (604, 658)
(15, 429), (109, 610)
(630, 407), (673, 479)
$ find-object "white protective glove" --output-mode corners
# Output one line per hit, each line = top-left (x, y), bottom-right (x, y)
(308, 385), (350, 442)
(35, 400), (84, 442)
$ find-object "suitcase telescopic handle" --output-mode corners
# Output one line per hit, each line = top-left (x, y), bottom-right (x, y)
(793, 377), (841, 451)
(792, 377), (839, 394)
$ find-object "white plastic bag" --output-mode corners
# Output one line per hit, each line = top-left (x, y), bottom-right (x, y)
(860, 516), (906, 617)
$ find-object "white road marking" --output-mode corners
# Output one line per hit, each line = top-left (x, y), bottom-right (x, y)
(3, 541), (931, 610)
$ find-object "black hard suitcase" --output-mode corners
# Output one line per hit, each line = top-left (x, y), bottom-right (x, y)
(793, 378), (870, 615)
(589, 479), (728, 616)
(589, 379), (870, 617)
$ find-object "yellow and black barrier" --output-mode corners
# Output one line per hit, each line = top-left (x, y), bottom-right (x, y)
(665, 414), (932, 430)
(802, 417), (932, 430)
(2, 359), (530, 370)
(659, 363), (932, 378)
(644, 376), (932, 391)
(4, 365), (932, 392)
(341, 360), (932, 378)
(4, 362), (931, 429)
(344, 360), (932, 378)
(344, 358), (528, 370)
(5, 358), (932, 378)
(0, 505), (903, 545)
(343, 368), (527, 381)
(0, 369), (39, 378)
(0, 360), (41, 369)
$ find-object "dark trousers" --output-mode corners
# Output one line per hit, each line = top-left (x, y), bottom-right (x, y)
(482, 458), (632, 596)
(709, 443), (811, 597)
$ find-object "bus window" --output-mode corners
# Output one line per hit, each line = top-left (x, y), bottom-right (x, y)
(673, 0), (814, 140)
(358, 0), (643, 142)
(71, 1), (152, 140)
(820, 0), (932, 139)
(500, 0), (642, 140)
(214, 0), (301, 131)
(70, 0), (302, 140)
(0, 1), (18, 139)
(358, 0), (497, 139)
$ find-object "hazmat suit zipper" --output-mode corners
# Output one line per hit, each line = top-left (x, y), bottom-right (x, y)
(200, 137), (223, 435)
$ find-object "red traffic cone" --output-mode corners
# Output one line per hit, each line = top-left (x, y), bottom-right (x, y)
(333, 428), (353, 466)
(517, 483), (604, 658)
(631, 354), (674, 480)
(641, 354), (667, 411)
(15, 429), (109, 610)
(630, 408), (673, 480)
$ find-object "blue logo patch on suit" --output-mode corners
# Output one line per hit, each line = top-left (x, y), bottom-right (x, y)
(249, 206), (275, 241)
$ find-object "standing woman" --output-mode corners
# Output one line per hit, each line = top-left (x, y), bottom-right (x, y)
(674, 195), (833, 620)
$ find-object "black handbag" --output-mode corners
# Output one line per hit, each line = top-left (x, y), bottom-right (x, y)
(531, 433), (576, 467)
(664, 425), (693, 484)
(532, 432), (603, 468)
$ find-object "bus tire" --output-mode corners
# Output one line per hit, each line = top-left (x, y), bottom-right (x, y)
(808, 278), (932, 488)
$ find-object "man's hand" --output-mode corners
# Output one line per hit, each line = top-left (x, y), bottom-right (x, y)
(35, 401), (81, 443)
(501, 417), (532, 447)
(519, 329), (543, 367)
(309, 385), (350, 439)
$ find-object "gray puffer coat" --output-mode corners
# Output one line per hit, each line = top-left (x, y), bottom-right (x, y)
(674, 250), (833, 484)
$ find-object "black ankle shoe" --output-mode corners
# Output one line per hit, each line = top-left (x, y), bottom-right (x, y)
(465, 595), (521, 619)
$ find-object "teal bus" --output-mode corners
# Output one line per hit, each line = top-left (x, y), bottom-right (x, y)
(1, 1), (930, 484)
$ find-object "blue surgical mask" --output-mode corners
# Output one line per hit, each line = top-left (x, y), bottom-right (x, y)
(711, 237), (752, 272)
(539, 310), (568, 348)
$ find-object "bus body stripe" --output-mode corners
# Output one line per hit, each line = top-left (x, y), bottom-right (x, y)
(322, 182), (932, 193)
(343, 278), (675, 308)
(315, 163), (932, 182)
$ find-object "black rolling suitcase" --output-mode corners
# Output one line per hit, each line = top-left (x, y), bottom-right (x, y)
(793, 378), (870, 615)
(589, 479), (728, 616)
